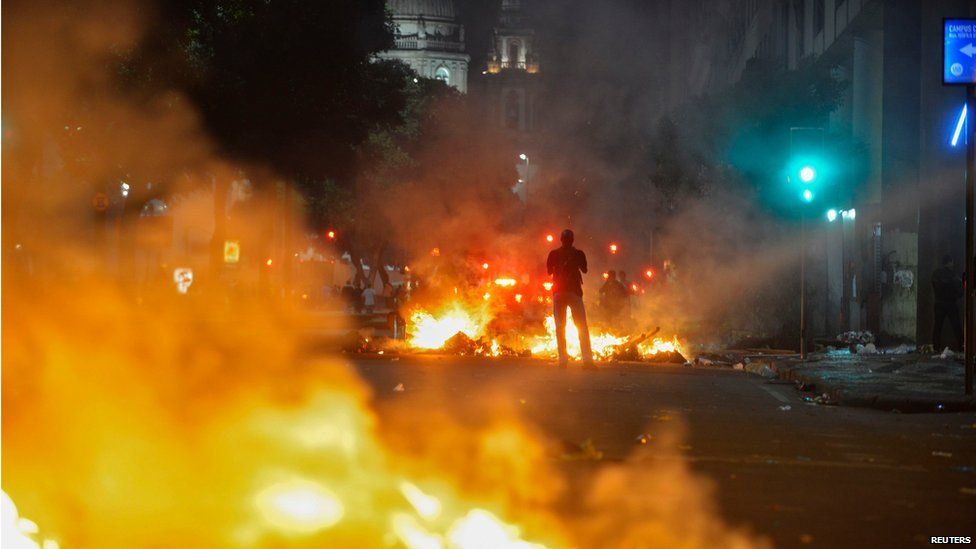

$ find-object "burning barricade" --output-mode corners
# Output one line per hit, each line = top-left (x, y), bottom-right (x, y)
(403, 299), (686, 364)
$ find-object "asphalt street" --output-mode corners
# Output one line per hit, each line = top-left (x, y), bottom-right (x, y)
(350, 356), (976, 549)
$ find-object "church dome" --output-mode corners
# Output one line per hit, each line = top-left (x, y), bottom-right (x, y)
(387, 0), (456, 19)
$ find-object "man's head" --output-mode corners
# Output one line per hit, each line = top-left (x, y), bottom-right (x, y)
(560, 229), (574, 247)
(607, 270), (617, 281)
(943, 254), (955, 267)
(618, 271), (628, 281)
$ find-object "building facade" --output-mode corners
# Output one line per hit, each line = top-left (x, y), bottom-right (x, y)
(662, 0), (976, 346)
(377, 0), (471, 93)
(482, 0), (541, 201)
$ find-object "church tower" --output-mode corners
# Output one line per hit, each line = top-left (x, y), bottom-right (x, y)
(485, 0), (539, 131)
(483, 0), (540, 201)
(378, 0), (470, 93)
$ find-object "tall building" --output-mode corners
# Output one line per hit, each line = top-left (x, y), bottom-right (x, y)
(661, 0), (976, 346)
(483, 0), (541, 200)
(377, 0), (470, 93)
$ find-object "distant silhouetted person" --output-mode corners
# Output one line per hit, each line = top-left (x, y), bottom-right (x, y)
(617, 270), (633, 320)
(599, 270), (627, 326)
(362, 285), (376, 315)
(547, 229), (594, 368)
(932, 254), (963, 352)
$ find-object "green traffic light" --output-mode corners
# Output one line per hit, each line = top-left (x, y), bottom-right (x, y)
(799, 166), (816, 183)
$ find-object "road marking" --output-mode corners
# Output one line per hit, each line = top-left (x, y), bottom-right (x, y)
(757, 383), (792, 403)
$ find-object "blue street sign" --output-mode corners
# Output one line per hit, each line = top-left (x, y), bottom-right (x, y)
(945, 19), (976, 85)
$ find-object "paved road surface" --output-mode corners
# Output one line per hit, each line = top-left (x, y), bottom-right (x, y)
(350, 356), (976, 548)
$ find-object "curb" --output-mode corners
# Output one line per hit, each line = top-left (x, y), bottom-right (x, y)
(775, 363), (976, 413)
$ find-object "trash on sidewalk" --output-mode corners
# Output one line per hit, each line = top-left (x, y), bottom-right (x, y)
(733, 362), (745, 370)
(744, 360), (778, 378)
(887, 343), (914, 354)
(393, 383), (405, 392)
(932, 451), (953, 458)
(933, 347), (956, 360)
(814, 392), (836, 406)
(856, 343), (878, 355)
(839, 330), (875, 345)
(778, 405), (792, 411)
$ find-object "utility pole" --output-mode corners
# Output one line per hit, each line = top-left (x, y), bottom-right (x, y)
(966, 84), (974, 395)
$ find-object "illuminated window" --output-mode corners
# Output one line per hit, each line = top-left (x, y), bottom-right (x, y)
(434, 66), (450, 85)
(508, 41), (521, 67)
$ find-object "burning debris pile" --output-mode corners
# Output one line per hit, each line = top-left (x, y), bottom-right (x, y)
(405, 301), (686, 364)
(442, 332), (529, 358)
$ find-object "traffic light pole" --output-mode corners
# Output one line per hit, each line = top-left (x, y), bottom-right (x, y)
(800, 211), (807, 360)
(966, 84), (975, 396)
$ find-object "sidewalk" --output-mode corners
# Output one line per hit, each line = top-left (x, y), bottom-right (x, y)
(769, 350), (976, 413)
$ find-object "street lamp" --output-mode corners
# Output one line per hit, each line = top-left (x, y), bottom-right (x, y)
(826, 209), (838, 222)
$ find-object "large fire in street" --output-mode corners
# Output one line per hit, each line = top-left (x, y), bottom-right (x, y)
(406, 300), (686, 362)
(408, 302), (494, 350)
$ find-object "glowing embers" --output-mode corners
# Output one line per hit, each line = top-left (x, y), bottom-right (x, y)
(253, 478), (345, 535)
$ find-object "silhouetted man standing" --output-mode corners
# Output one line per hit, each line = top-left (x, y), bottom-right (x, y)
(932, 254), (964, 351)
(547, 229), (594, 368)
(599, 270), (627, 327)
